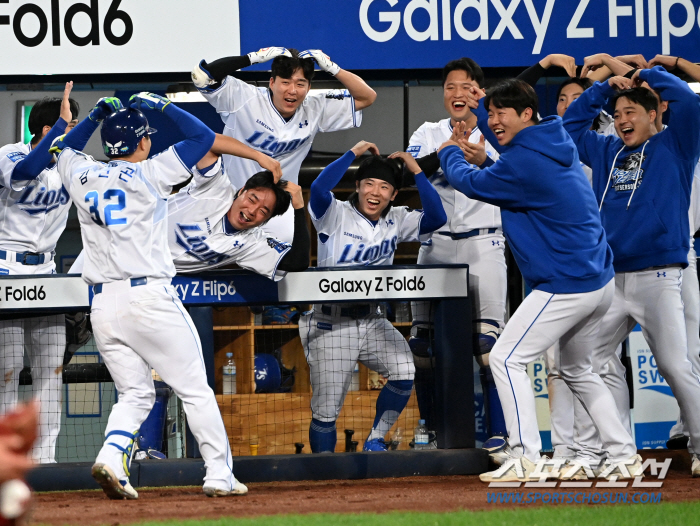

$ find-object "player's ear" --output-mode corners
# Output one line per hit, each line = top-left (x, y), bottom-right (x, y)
(355, 180), (361, 191)
(269, 77), (275, 90)
(390, 188), (398, 201)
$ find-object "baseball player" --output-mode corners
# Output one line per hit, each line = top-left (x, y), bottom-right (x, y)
(54, 93), (246, 499)
(191, 46), (376, 241)
(300, 140), (446, 453)
(439, 80), (640, 482)
(168, 134), (309, 277)
(563, 67), (700, 477)
(407, 54), (578, 447)
(0, 83), (80, 464)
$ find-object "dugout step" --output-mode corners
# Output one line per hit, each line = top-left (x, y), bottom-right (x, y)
(27, 449), (487, 491)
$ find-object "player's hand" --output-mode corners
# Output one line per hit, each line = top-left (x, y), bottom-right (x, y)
(255, 153), (282, 183)
(388, 151), (421, 175)
(460, 132), (488, 166)
(615, 54), (648, 69)
(0, 401), (38, 456)
(648, 54), (678, 69)
(298, 49), (341, 76)
(466, 86), (485, 110)
(608, 75), (632, 90)
(284, 181), (304, 209)
(48, 134), (67, 155)
(580, 53), (613, 78)
(437, 140), (461, 154)
(88, 97), (123, 123)
(59, 81), (74, 125)
(540, 54), (577, 77)
(129, 92), (171, 112)
(247, 47), (292, 65)
(449, 121), (469, 144)
(350, 141), (380, 158)
(629, 69), (645, 88)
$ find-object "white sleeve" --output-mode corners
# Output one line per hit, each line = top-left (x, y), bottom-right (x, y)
(56, 148), (100, 188)
(141, 147), (194, 199)
(396, 207), (423, 243)
(234, 232), (291, 281)
(186, 157), (232, 199)
(407, 125), (429, 159)
(200, 76), (260, 114)
(0, 148), (29, 191)
(315, 90), (362, 132)
(308, 195), (341, 232)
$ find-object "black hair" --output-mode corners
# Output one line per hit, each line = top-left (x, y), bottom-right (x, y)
(442, 57), (485, 88)
(484, 79), (540, 124)
(236, 170), (291, 221)
(556, 77), (592, 100)
(28, 97), (80, 144)
(348, 156), (402, 218)
(611, 88), (659, 114)
(270, 48), (315, 82)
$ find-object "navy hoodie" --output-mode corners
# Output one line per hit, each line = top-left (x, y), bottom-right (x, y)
(438, 105), (614, 294)
(563, 67), (700, 272)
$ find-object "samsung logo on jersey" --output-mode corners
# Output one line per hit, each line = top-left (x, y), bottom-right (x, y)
(343, 232), (362, 240)
(16, 184), (70, 215)
(245, 132), (311, 158)
(256, 119), (274, 133)
(336, 236), (398, 265)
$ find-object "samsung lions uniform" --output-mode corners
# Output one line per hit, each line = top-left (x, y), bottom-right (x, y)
(0, 141), (70, 463)
(199, 76), (361, 240)
(167, 157), (291, 279)
(57, 145), (239, 492)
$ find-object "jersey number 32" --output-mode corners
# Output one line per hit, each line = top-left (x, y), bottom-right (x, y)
(84, 189), (127, 226)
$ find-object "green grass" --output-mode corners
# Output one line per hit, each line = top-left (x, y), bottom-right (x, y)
(124, 501), (700, 526)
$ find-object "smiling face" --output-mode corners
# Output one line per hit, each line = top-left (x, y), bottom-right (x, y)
(487, 103), (532, 146)
(443, 69), (479, 125)
(355, 178), (398, 222)
(614, 97), (656, 148)
(269, 68), (310, 118)
(227, 187), (277, 230)
(557, 83), (586, 117)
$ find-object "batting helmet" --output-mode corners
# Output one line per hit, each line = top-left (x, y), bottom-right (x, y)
(100, 108), (157, 158)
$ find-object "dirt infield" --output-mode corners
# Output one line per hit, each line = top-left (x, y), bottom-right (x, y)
(28, 451), (700, 525)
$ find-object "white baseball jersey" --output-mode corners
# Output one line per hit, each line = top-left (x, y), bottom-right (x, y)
(57, 147), (191, 285)
(407, 119), (501, 232)
(0, 142), (71, 254)
(167, 158), (291, 280)
(310, 199), (424, 268)
(201, 76), (362, 187)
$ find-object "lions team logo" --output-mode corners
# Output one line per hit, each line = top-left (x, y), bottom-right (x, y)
(612, 152), (646, 192)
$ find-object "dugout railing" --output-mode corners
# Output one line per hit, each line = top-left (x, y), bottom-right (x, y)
(0, 266), (487, 491)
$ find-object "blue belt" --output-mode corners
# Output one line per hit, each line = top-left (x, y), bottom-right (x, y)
(93, 277), (148, 295)
(321, 304), (373, 319)
(0, 250), (48, 265)
(437, 228), (497, 240)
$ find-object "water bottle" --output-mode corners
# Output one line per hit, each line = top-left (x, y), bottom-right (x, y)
(414, 419), (429, 450)
(223, 352), (236, 395)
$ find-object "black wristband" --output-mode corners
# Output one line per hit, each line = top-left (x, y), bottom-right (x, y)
(623, 68), (638, 79)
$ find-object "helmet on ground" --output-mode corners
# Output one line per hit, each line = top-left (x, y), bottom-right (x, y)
(100, 108), (157, 158)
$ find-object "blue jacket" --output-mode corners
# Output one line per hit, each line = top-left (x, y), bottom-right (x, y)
(563, 67), (700, 272)
(438, 108), (613, 294)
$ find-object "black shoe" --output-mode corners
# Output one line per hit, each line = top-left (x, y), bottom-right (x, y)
(666, 434), (689, 450)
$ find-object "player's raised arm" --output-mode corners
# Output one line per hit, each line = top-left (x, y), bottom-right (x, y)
(10, 81), (75, 183)
(57, 96), (124, 153)
(197, 134), (282, 182)
(191, 47), (293, 90)
(517, 54), (577, 87)
(276, 181), (310, 272)
(389, 151), (446, 234)
(130, 93), (215, 169)
(309, 140), (379, 218)
(298, 49), (377, 110)
(649, 54), (700, 82)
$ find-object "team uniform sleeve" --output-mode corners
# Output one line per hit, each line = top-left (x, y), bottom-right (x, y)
(185, 157), (231, 199)
(200, 75), (260, 114)
(0, 147), (28, 190)
(395, 207), (424, 243)
(314, 90), (363, 132)
(438, 145), (527, 208)
(562, 81), (622, 169)
(141, 147), (196, 198)
(56, 148), (100, 189)
(232, 231), (291, 282)
(639, 66), (700, 162)
(407, 125), (430, 160)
